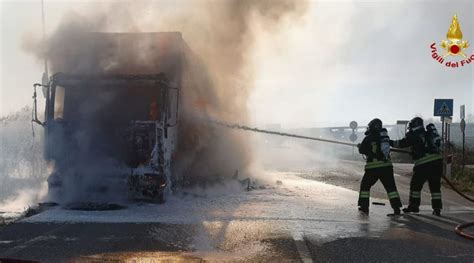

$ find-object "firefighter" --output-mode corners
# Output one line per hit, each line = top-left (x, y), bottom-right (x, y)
(357, 118), (402, 216)
(390, 117), (443, 216)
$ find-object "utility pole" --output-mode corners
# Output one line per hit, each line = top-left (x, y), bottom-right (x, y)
(460, 105), (466, 170)
(41, 0), (49, 90)
(349, 121), (358, 160)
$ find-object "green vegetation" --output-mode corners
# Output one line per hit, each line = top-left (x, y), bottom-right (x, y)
(451, 145), (474, 193)
(451, 165), (474, 193)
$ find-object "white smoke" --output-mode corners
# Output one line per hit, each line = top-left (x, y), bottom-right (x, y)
(0, 106), (48, 213)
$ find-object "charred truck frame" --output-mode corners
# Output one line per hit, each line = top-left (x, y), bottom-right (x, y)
(32, 33), (184, 203)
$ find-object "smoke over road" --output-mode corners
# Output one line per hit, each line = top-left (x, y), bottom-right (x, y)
(0, 107), (48, 213)
(20, 0), (308, 202)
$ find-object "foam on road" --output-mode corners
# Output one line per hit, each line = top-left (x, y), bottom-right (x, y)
(22, 172), (394, 241)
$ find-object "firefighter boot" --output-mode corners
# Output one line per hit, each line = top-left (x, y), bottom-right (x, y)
(402, 206), (420, 213)
(358, 206), (369, 215)
(432, 209), (441, 216)
(387, 208), (401, 217)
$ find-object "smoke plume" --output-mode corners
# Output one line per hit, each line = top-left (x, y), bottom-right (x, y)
(25, 0), (308, 200)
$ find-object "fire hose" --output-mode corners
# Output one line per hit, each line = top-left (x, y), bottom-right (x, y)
(209, 119), (474, 240)
(207, 119), (411, 153)
(442, 176), (474, 240)
(439, 146), (474, 240)
(455, 222), (474, 240)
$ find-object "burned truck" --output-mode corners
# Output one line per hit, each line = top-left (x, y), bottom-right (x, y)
(32, 32), (186, 203)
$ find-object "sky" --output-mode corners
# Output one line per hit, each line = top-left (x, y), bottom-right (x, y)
(1, 0), (473, 128)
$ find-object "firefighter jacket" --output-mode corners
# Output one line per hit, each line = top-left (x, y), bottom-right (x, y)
(390, 126), (442, 167)
(359, 128), (393, 170)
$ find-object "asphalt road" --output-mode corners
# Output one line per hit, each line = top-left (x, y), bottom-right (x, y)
(1, 160), (473, 262)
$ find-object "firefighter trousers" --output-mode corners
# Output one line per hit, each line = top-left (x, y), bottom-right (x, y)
(408, 159), (443, 210)
(358, 166), (402, 209)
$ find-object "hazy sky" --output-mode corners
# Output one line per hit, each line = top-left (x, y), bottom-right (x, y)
(1, 0), (473, 128)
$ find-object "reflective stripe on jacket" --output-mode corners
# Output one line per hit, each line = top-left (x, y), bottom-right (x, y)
(414, 153), (442, 167)
(365, 160), (393, 170)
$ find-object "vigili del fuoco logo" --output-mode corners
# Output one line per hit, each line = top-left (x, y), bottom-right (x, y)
(431, 14), (473, 68)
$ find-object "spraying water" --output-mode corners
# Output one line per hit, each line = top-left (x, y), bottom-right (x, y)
(206, 118), (410, 153)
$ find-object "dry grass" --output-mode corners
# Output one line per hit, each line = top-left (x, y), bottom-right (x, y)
(451, 145), (474, 193)
(451, 166), (474, 193)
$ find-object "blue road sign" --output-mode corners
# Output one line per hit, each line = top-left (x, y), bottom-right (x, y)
(434, 99), (453, 117)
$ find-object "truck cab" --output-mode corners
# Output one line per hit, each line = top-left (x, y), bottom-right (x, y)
(33, 33), (185, 203)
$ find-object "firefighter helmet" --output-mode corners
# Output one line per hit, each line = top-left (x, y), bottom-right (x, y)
(426, 123), (436, 132)
(365, 118), (382, 135)
(409, 117), (424, 130)
(368, 118), (383, 131)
